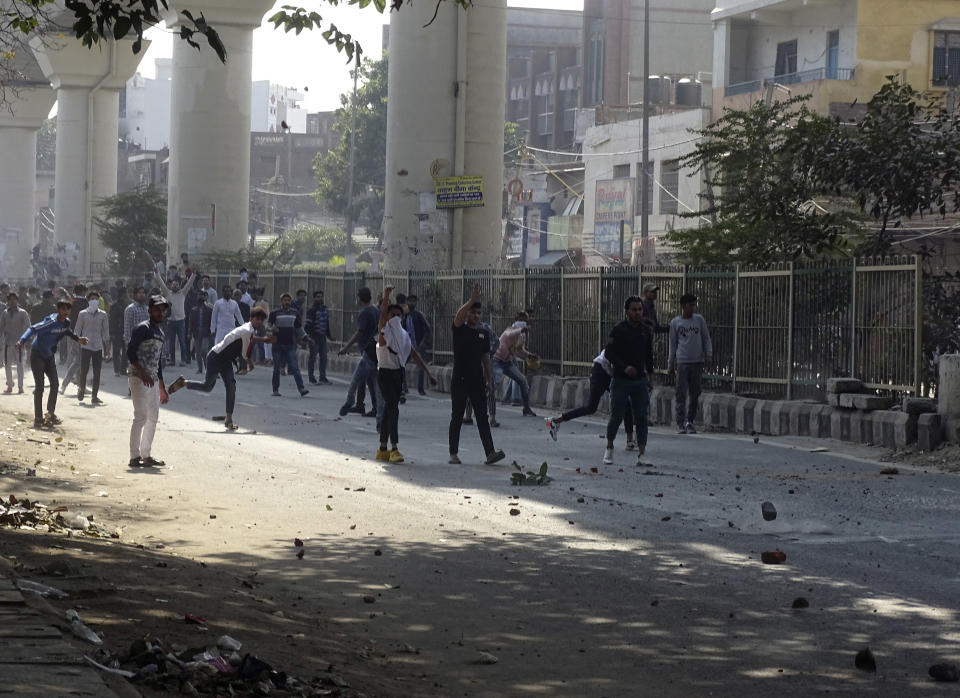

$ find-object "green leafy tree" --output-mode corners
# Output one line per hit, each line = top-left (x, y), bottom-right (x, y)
(314, 55), (388, 240)
(504, 121), (523, 167)
(273, 224), (360, 266)
(667, 95), (859, 264)
(94, 189), (167, 275)
(838, 78), (960, 255)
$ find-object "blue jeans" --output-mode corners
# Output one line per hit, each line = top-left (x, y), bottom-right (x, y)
(166, 318), (187, 364)
(493, 358), (529, 410)
(345, 354), (379, 409)
(606, 375), (649, 447)
(272, 345), (305, 392)
(308, 335), (328, 381)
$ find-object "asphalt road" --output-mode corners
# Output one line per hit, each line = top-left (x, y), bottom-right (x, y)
(5, 363), (960, 696)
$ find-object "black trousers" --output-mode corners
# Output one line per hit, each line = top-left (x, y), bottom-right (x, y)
(449, 377), (495, 456)
(377, 368), (404, 446)
(30, 351), (58, 419)
(78, 348), (102, 398)
(111, 336), (128, 375)
(560, 362), (634, 433)
(187, 350), (236, 414)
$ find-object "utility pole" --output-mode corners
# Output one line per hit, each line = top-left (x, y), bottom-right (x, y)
(639, 0), (650, 252)
(345, 57), (360, 272)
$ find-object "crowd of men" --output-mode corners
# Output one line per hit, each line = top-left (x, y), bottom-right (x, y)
(2, 263), (712, 468)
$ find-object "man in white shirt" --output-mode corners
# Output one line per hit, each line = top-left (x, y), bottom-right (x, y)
(210, 284), (244, 344)
(154, 269), (194, 366)
(168, 307), (273, 430)
(73, 290), (110, 404)
(200, 275), (218, 304)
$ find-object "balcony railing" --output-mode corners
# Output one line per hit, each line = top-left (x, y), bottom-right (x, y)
(725, 67), (855, 97)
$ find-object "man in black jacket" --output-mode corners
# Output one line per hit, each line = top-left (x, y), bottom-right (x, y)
(603, 295), (654, 467)
(109, 287), (129, 376)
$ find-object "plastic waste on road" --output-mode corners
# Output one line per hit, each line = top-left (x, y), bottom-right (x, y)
(66, 609), (103, 645)
(217, 635), (242, 652)
(16, 579), (69, 598)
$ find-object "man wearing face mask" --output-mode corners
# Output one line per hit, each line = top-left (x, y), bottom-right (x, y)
(73, 291), (110, 404)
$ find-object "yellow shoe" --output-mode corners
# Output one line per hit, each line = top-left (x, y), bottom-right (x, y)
(388, 449), (404, 463)
(375, 448), (390, 462)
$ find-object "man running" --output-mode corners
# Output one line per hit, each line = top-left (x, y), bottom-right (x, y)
(169, 307), (273, 430)
(544, 348), (636, 450)
(448, 284), (505, 466)
(16, 299), (89, 428)
(0, 292), (30, 394)
(338, 287), (380, 417)
(602, 296), (653, 466)
(269, 292), (309, 397)
(126, 295), (170, 467)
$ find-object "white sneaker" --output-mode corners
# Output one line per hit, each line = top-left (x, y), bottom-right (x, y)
(546, 418), (560, 442)
(685, 421), (697, 434)
(625, 438), (636, 451)
(602, 447), (613, 465)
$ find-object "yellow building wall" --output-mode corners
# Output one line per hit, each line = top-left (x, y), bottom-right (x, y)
(855, 0), (958, 94)
(719, 0), (959, 117)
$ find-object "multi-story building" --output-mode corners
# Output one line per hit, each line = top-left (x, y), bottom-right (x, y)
(582, 107), (709, 263)
(713, 0), (960, 118)
(306, 111), (341, 153)
(505, 7), (583, 150)
(250, 81), (307, 133)
(582, 0), (715, 108)
(120, 66), (309, 149)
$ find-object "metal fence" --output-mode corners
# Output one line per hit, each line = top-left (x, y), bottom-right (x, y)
(209, 256), (921, 399)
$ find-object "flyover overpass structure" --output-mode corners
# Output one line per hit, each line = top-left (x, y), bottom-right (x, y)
(1, 0), (507, 275)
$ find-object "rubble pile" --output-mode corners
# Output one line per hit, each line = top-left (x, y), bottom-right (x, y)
(86, 635), (359, 697)
(0, 494), (113, 537)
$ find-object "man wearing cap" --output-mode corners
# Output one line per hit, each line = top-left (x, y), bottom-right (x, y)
(126, 295), (170, 467)
(668, 293), (713, 434)
(641, 283), (670, 335)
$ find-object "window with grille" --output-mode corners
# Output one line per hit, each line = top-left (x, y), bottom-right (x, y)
(775, 40), (798, 77)
(612, 163), (631, 179)
(933, 30), (960, 86)
(660, 160), (680, 214)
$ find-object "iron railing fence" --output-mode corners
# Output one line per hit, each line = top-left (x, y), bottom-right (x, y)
(203, 257), (920, 399)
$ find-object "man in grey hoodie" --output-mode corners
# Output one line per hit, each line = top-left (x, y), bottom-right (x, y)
(668, 293), (712, 435)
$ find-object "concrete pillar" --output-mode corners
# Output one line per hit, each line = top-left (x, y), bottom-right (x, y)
(383, 0), (506, 270)
(165, 0), (274, 261)
(30, 37), (146, 275)
(0, 83), (56, 279)
(937, 355), (960, 441)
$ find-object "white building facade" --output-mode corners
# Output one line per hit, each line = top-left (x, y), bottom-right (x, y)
(582, 107), (709, 262)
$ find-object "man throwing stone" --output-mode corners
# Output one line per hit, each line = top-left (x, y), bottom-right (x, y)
(448, 284), (505, 465)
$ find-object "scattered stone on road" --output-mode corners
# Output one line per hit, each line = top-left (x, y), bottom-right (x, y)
(761, 501), (777, 521)
(929, 663), (959, 682)
(855, 647), (877, 673)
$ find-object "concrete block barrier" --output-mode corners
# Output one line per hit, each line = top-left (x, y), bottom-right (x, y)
(319, 361), (920, 450)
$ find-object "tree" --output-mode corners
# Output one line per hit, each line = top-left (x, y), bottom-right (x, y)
(273, 223), (360, 266)
(667, 95), (859, 265)
(313, 55), (387, 240)
(94, 189), (167, 275)
(837, 78), (960, 255)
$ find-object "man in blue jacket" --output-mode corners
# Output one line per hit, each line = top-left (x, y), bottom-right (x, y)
(16, 300), (88, 428)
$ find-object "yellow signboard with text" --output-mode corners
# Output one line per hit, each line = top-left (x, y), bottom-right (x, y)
(435, 175), (484, 209)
